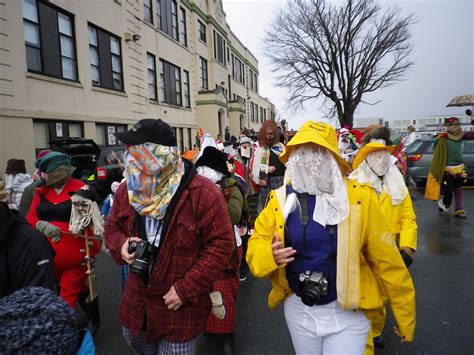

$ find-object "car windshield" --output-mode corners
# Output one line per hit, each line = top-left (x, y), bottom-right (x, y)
(404, 140), (425, 154)
(99, 148), (125, 166)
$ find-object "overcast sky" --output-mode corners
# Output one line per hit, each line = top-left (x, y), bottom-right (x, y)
(222, 0), (473, 129)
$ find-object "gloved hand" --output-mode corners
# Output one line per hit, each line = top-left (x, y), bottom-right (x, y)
(209, 291), (226, 320)
(36, 221), (61, 242)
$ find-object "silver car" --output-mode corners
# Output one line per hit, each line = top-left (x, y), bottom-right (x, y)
(405, 138), (474, 184)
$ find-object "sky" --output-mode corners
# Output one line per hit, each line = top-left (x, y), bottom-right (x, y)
(221, 0), (474, 129)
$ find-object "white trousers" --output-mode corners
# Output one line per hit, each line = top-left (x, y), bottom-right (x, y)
(284, 295), (370, 355)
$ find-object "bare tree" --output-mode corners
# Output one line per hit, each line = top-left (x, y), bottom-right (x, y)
(264, 0), (415, 128)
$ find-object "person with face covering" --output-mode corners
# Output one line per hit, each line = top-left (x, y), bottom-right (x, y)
(104, 119), (234, 354)
(425, 117), (474, 218)
(18, 149), (51, 217)
(26, 152), (101, 309)
(247, 121), (416, 355)
(350, 127), (417, 348)
(196, 146), (244, 354)
(251, 120), (286, 213)
(4, 159), (33, 211)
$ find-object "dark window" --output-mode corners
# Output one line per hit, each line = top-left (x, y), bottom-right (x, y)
(156, 0), (178, 41)
(88, 24), (123, 91)
(187, 128), (192, 149)
(179, 7), (187, 46)
(144, 0), (153, 23)
(159, 59), (182, 106)
(33, 119), (83, 151)
(178, 127), (184, 152)
(227, 47), (230, 63)
(199, 57), (208, 90)
(260, 107), (264, 123)
(213, 30), (225, 65)
(147, 53), (157, 100)
(22, 0), (78, 81)
(198, 20), (206, 43)
(183, 70), (190, 108)
(250, 102), (255, 122)
(156, 0), (162, 29)
(233, 55), (244, 84)
(96, 123), (127, 146)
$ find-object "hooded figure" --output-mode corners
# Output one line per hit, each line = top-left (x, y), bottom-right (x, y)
(104, 119), (234, 352)
(247, 121), (416, 355)
(425, 117), (474, 218)
(26, 152), (100, 309)
(350, 127), (417, 348)
(4, 159), (33, 211)
(251, 120), (286, 212)
(196, 146), (244, 353)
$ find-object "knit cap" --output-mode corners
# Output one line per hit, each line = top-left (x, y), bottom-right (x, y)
(37, 152), (72, 173)
(0, 287), (80, 354)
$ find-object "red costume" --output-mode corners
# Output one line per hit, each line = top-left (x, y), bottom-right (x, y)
(27, 178), (100, 308)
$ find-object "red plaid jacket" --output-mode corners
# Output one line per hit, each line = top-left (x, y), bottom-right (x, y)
(104, 174), (234, 343)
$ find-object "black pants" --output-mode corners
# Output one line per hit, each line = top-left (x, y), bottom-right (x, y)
(441, 174), (463, 208)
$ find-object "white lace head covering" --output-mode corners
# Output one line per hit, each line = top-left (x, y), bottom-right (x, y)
(197, 166), (224, 184)
(69, 194), (104, 236)
(284, 145), (349, 226)
(349, 140), (407, 205)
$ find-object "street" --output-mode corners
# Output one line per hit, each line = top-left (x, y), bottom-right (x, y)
(94, 189), (474, 354)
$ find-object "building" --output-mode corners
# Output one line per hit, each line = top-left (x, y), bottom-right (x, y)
(0, 0), (275, 172)
(390, 115), (473, 134)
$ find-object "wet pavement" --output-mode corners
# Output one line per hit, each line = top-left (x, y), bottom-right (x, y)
(94, 189), (474, 354)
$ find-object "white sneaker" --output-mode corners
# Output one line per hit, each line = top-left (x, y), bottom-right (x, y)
(437, 199), (448, 212)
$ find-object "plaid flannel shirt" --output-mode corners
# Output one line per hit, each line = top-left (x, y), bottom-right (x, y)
(104, 174), (234, 343)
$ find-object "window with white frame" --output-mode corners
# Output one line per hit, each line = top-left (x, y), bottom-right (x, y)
(147, 53), (157, 100)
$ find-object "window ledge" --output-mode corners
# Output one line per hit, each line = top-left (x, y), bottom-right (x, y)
(160, 102), (186, 110)
(91, 86), (127, 97)
(26, 72), (83, 88)
(149, 99), (160, 105)
(198, 39), (207, 46)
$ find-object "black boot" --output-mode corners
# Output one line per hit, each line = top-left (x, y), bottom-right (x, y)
(79, 295), (101, 336)
(222, 333), (234, 355)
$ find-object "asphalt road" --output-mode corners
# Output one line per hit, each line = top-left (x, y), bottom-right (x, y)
(94, 189), (474, 354)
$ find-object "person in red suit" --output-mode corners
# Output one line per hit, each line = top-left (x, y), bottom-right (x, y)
(27, 152), (100, 308)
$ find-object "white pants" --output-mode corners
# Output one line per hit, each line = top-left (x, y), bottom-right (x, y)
(284, 295), (369, 355)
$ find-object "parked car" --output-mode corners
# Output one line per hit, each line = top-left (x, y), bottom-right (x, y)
(49, 138), (125, 198)
(405, 138), (474, 184)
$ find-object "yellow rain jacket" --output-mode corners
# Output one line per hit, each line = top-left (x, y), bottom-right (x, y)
(247, 180), (416, 342)
(378, 191), (417, 251)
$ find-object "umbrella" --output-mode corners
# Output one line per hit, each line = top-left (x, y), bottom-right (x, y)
(446, 94), (474, 107)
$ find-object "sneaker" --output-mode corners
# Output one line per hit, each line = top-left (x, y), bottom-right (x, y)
(437, 199), (448, 212)
(239, 269), (248, 282)
(454, 210), (467, 219)
(373, 335), (385, 348)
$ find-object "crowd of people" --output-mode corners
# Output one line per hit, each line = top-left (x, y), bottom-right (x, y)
(0, 115), (472, 354)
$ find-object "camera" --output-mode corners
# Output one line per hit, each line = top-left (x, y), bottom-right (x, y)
(127, 239), (158, 276)
(299, 271), (329, 306)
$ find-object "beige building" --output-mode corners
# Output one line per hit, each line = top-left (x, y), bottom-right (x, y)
(0, 0), (275, 172)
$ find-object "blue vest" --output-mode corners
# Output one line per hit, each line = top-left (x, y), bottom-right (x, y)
(285, 186), (338, 305)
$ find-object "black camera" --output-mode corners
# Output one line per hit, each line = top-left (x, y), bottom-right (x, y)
(127, 240), (158, 276)
(299, 271), (329, 307)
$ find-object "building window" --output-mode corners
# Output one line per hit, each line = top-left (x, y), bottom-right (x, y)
(144, 0), (153, 23)
(198, 20), (206, 43)
(199, 57), (208, 90)
(22, 0), (78, 81)
(253, 72), (258, 92)
(159, 59), (182, 106)
(187, 128), (192, 149)
(250, 102), (255, 122)
(156, 0), (162, 29)
(260, 107), (264, 123)
(183, 70), (190, 108)
(179, 7), (187, 46)
(33, 119), (84, 151)
(178, 127), (184, 152)
(147, 53), (157, 100)
(156, 0), (178, 41)
(96, 124), (127, 146)
(88, 24), (123, 91)
(263, 108), (267, 121)
(233, 55), (245, 84)
(213, 30), (226, 65)
(227, 47), (230, 63)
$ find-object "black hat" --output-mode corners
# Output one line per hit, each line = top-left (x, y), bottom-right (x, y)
(195, 146), (230, 176)
(5, 159), (26, 175)
(68, 185), (97, 202)
(114, 119), (177, 146)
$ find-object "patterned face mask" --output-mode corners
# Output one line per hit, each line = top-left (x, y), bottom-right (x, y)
(124, 143), (184, 220)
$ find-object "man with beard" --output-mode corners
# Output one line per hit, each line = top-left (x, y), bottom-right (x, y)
(104, 119), (234, 354)
(425, 117), (474, 218)
(251, 121), (286, 213)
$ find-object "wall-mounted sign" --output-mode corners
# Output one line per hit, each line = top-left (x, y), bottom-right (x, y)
(56, 123), (63, 137)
